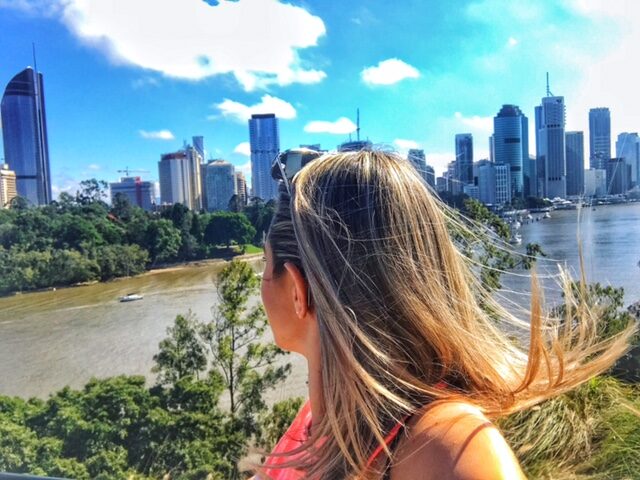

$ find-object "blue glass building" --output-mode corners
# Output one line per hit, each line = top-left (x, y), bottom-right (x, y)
(565, 131), (585, 196)
(454, 134), (473, 186)
(249, 113), (280, 200)
(493, 105), (529, 198)
(589, 108), (611, 170)
(1, 67), (52, 205)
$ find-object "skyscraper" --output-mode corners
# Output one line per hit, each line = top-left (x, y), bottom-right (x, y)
(589, 108), (611, 170)
(493, 105), (529, 198)
(110, 176), (154, 211)
(0, 163), (17, 208)
(454, 134), (473, 186)
(616, 133), (640, 187)
(249, 113), (280, 200)
(204, 160), (236, 211)
(1, 67), (52, 205)
(408, 148), (427, 178)
(606, 158), (630, 195)
(535, 95), (566, 199)
(192, 136), (204, 160)
(476, 160), (511, 206)
(235, 172), (248, 205)
(565, 131), (585, 196)
(158, 145), (203, 210)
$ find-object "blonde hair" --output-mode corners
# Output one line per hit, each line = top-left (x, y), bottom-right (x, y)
(266, 150), (635, 479)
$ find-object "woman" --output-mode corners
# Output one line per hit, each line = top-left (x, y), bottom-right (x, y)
(257, 149), (634, 479)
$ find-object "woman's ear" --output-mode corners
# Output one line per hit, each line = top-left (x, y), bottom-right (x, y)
(283, 262), (310, 319)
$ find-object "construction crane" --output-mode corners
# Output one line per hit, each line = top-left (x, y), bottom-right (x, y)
(117, 167), (150, 177)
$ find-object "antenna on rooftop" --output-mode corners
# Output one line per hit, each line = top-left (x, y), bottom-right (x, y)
(32, 42), (38, 73)
(356, 108), (361, 142)
(546, 72), (554, 97)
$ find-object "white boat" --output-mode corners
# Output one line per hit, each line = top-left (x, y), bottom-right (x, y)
(509, 233), (522, 245)
(119, 293), (143, 302)
(543, 212), (551, 219)
(512, 220), (522, 229)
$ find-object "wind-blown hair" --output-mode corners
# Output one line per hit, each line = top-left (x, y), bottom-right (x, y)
(266, 150), (635, 479)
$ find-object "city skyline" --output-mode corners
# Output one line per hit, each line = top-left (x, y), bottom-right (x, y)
(1, 1), (639, 197)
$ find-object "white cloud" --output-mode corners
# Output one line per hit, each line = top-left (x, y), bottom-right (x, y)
(507, 37), (518, 47)
(304, 117), (356, 135)
(425, 153), (454, 177)
(139, 129), (175, 140)
(4, 0), (326, 91)
(454, 112), (493, 134)
(87, 163), (101, 171)
(234, 142), (251, 156)
(393, 139), (420, 151)
(214, 95), (296, 122)
(562, 0), (640, 152)
(361, 58), (420, 86)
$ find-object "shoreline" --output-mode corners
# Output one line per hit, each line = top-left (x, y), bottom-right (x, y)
(3, 252), (264, 299)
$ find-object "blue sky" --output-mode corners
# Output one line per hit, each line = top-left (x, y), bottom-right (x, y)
(1, 0), (638, 197)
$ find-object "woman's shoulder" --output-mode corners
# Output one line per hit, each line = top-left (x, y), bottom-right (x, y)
(391, 401), (526, 480)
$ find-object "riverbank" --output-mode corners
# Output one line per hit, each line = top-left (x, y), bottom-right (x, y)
(2, 249), (264, 299)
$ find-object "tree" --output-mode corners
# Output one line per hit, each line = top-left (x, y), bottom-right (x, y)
(153, 313), (208, 386)
(204, 212), (256, 248)
(144, 219), (181, 264)
(75, 179), (108, 206)
(243, 198), (276, 245)
(228, 194), (244, 213)
(200, 261), (290, 430)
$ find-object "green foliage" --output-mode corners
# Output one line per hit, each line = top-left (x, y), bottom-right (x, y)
(153, 313), (208, 385)
(145, 219), (182, 264)
(0, 185), (262, 294)
(554, 282), (639, 382)
(95, 244), (149, 281)
(500, 376), (640, 479)
(256, 397), (305, 452)
(243, 197), (276, 245)
(204, 212), (256, 248)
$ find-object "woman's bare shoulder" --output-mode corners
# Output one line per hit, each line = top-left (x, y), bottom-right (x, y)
(391, 401), (526, 480)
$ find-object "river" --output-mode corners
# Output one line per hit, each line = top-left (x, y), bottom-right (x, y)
(1, 202), (639, 400)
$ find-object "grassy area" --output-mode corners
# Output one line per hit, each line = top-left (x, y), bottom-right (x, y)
(241, 244), (264, 254)
(499, 376), (640, 479)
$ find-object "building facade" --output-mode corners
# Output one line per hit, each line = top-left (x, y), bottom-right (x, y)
(606, 158), (630, 195)
(158, 146), (203, 210)
(584, 169), (607, 197)
(616, 132), (640, 187)
(565, 131), (585, 197)
(235, 172), (248, 205)
(407, 148), (432, 185)
(455, 134), (474, 186)
(110, 176), (154, 211)
(249, 113), (280, 200)
(0, 163), (17, 208)
(477, 160), (512, 206)
(535, 96), (566, 199)
(589, 107), (611, 170)
(1, 67), (52, 205)
(493, 105), (529, 198)
(204, 160), (236, 211)
(192, 136), (204, 160)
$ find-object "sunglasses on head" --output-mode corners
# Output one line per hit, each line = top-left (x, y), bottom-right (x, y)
(271, 148), (323, 194)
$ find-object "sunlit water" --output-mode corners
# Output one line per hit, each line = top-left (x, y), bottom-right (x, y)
(1, 203), (639, 399)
